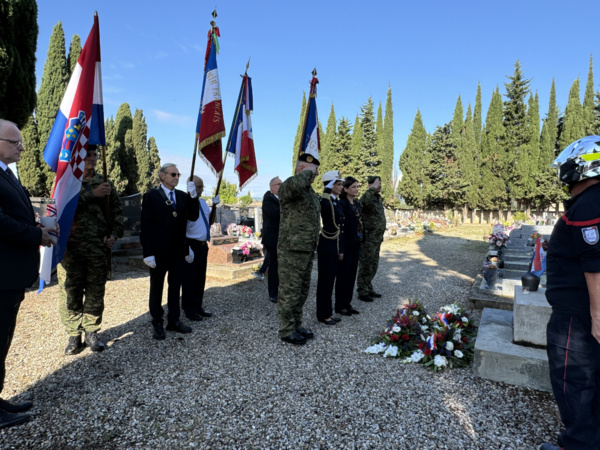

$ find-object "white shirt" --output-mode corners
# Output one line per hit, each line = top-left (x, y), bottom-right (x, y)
(186, 198), (211, 241)
(160, 184), (176, 202)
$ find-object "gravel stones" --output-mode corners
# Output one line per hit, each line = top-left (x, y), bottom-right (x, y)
(0, 225), (561, 448)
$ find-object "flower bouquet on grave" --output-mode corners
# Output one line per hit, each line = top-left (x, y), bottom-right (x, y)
(239, 241), (255, 256)
(227, 223), (240, 236)
(239, 225), (253, 238)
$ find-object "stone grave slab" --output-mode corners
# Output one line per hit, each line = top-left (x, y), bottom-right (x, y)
(513, 286), (551, 347)
(473, 308), (551, 392)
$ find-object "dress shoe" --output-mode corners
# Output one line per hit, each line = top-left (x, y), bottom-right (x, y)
(318, 318), (336, 325)
(336, 309), (352, 316)
(64, 335), (83, 355)
(370, 291), (382, 298)
(331, 317), (341, 323)
(166, 321), (192, 333)
(152, 323), (166, 340)
(84, 332), (105, 352)
(198, 307), (212, 317)
(358, 295), (374, 302)
(0, 410), (30, 429)
(0, 398), (32, 413)
(347, 306), (360, 314)
(252, 271), (265, 280)
(185, 313), (203, 321)
(269, 297), (278, 303)
(281, 331), (306, 345)
(296, 327), (314, 339)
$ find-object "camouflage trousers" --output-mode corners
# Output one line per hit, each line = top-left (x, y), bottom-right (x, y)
(277, 249), (314, 338)
(357, 240), (382, 296)
(58, 250), (108, 336)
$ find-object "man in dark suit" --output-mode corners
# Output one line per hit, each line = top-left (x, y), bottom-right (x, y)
(260, 176), (282, 303)
(140, 163), (199, 340)
(0, 119), (57, 428)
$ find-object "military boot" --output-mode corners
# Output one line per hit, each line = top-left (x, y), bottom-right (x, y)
(64, 335), (83, 355)
(84, 332), (105, 352)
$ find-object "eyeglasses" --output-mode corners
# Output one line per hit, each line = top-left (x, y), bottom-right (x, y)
(168, 172), (182, 177)
(0, 138), (24, 148)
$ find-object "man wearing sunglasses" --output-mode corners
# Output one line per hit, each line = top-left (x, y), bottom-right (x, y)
(140, 163), (199, 340)
(0, 119), (57, 428)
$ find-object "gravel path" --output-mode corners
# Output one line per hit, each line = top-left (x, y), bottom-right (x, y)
(0, 225), (561, 449)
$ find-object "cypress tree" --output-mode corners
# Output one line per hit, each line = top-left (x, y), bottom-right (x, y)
(359, 97), (380, 193)
(0, 0), (38, 128)
(103, 116), (127, 195)
(519, 93), (540, 214)
(382, 86), (395, 207)
(559, 78), (585, 150)
(148, 137), (161, 187)
(132, 109), (152, 194)
(37, 21), (69, 194)
(502, 61), (531, 210)
(374, 101), (385, 195)
(347, 114), (363, 180)
(583, 55), (595, 134)
(18, 115), (45, 196)
(426, 123), (461, 210)
(479, 87), (507, 211)
(332, 116), (353, 171)
(451, 95), (464, 154)
(474, 82), (483, 147)
(112, 103), (137, 195)
(398, 110), (428, 209)
(460, 104), (479, 217)
(67, 34), (81, 74)
(291, 92), (306, 174)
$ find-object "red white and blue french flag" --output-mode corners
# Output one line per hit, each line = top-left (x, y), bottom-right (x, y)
(39, 13), (104, 290)
(531, 237), (546, 277)
(298, 74), (320, 161)
(225, 75), (257, 190)
(196, 26), (225, 175)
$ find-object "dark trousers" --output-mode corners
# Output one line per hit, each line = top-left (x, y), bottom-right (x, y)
(0, 289), (24, 394)
(182, 240), (208, 314)
(149, 256), (184, 325)
(335, 245), (360, 311)
(259, 251), (269, 274)
(547, 312), (600, 450)
(264, 245), (279, 299)
(316, 252), (338, 320)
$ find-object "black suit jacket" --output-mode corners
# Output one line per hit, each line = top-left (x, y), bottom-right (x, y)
(140, 187), (199, 260)
(261, 191), (280, 248)
(339, 197), (363, 250)
(317, 194), (345, 256)
(0, 168), (41, 290)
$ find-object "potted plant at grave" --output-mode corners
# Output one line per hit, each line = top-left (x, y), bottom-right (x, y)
(227, 223), (240, 237)
(483, 258), (499, 289)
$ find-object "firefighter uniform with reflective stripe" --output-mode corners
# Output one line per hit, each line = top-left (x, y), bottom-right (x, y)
(545, 182), (600, 450)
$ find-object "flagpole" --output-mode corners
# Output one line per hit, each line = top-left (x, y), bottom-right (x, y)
(100, 144), (113, 280)
(209, 59), (251, 225)
(297, 68), (318, 160)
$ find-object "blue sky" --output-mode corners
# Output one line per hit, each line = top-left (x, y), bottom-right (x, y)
(34, 0), (600, 195)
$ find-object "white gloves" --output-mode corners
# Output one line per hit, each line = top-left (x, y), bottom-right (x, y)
(143, 256), (156, 268)
(187, 181), (197, 198)
(185, 247), (195, 264)
(212, 195), (220, 205)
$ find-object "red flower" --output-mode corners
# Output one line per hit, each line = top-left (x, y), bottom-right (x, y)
(462, 336), (468, 343)
(418, 343), (425, 350)
(445, 313), (454, 321)
(424, 349), (432, 356)
(390, 335), (399, 342)
(402, 334), (409, 341)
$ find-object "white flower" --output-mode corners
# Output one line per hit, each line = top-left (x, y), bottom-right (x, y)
(453, 332), (462, 342)
(365, 343), (388, 354)
(421, 317), (427, 324)
(441, 304), (460, 315)
(411, 350), (425, 362)
(462, 316), (469, 324)
(392, 325), (401, 333)
(413, 311), (420, 316)
(454, 350), (464, 358)
(445, 341), (454, 351)
(421, 325), (429, 333)
(383, 346), (399, 358)
(434, 355), (448, 367)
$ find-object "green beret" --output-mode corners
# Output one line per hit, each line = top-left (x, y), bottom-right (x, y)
(367, 176), (380, 184)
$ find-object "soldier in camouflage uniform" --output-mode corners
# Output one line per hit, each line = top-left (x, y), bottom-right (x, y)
(58, 146), (124, 355)
(277, 154), (321, 345)
(356, 176), (386, 302)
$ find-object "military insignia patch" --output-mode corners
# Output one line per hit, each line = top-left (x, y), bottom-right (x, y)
(582, 226), (599, 245)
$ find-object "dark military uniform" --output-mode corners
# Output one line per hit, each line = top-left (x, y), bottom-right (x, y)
(335, 197), (363, 312)
(545, 182), (600, 449)
(356, 187), (386, 297)
(316, 192), (344, 321)
(58, 173), (124, 336)
(277, 169), (321, 338)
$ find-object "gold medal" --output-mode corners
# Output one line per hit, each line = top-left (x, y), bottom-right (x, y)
(173, 211), (178, 217)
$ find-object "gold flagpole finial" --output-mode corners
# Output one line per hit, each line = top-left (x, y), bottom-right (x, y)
(312, 68), (317, 77)
(245, 57), (251, 74)
(212, 9), (217, 20)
